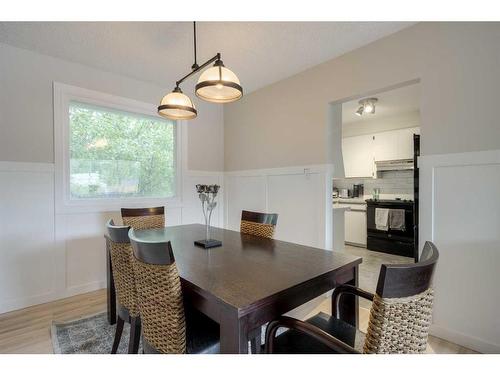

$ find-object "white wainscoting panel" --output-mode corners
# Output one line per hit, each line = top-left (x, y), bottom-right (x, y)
(420, 149), (500, 353)
(225, 175), (267, 231)
(225, 165), (330, 249)
(267, 173), (325, 247)
(59, 212), (118, 293)
(0, 163), (56, 313)
(0, 161), (223, 314)
(182, 171), (224, 228)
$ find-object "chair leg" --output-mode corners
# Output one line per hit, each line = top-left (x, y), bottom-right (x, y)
(111, 316), (125, 354)
(128, 317), (141, 354)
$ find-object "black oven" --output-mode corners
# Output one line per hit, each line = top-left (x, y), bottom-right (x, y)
(366, 199), (414, 257)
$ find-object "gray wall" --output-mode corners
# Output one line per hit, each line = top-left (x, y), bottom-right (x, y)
(0, 43), (224, 171)
(224, 23), (500, 171)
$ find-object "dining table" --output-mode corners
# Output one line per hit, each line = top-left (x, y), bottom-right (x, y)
(106, 223), (362, 354)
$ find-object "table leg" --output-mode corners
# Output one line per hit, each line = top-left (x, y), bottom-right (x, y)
(106, 245), (116, 325)
(249, 327), (262, 354)
(219, 311), (249, 354)
(334, 265), (359, 327)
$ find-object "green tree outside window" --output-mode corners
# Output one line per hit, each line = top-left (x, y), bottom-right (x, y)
(69, 101), (176, 199)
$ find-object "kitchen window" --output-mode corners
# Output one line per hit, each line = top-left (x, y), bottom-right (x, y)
(54, 83), (183, 213)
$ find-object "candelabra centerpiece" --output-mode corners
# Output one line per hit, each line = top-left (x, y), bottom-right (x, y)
(194, 184), (222, 248)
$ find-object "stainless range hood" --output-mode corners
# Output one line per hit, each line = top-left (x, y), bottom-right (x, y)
(375, 159), (414, 171)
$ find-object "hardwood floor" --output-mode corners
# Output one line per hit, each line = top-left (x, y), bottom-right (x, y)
(0, 290), (106, 353)
(0, 247), (476, 354)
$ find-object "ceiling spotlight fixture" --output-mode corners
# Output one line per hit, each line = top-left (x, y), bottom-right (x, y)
(355, 98), (378, 116)
(158, 22), (243, 121)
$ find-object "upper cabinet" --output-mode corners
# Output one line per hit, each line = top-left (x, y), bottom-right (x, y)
(374, 127), (420, 161)
(373, 131), (399, 162)
(342, 134), (374, 178)
(342, 127), (420, 178)
(396, 127), (420, 160)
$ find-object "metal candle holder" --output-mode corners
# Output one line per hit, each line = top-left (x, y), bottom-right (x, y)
(194, 184), (222, 249)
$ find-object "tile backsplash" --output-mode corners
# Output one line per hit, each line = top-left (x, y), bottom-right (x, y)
(333, 170), (414, 199)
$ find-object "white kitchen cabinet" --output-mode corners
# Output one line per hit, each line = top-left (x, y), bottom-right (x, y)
(344, 206), (367, 246)
(396, 127), (420, 160)
(342, 134), (373, 178)
(373, 131), (399, 161)
(373, 127), (420, 161)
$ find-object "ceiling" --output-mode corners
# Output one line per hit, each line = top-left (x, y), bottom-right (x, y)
(0, 22), (414, 94)
(342, 83), (420, 124)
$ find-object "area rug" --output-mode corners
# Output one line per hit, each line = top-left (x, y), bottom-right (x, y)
(52, 311), (277, 354)
(51, 312), (140, 354)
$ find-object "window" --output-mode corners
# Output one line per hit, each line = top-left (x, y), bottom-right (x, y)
(68, 101), (176, 200)
(54, 83), (183, 213)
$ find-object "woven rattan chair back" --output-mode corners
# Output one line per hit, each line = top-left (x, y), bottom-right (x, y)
(121, 206), (165, 230)
(363, 241), (439, 354)
(240, 210), (278, 239)
(129, 229), (186, 354)
(105, 219), (139, 318)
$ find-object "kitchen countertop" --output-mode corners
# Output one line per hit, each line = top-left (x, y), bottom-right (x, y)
(333, 198), (367, 204)
(332, 204), (351, 211)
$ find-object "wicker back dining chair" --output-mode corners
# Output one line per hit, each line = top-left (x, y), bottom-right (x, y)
(129, 229), (220, 354)
(105, 219), (141, 354)
(240, 210), (278, 239)
(121, 206), (165, 230)
(265, 241), (439, 354)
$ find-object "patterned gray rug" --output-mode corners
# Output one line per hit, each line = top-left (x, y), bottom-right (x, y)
(51, 312), (141, 354)
(52, 312), (271, 354)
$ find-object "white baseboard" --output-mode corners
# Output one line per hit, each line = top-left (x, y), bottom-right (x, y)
(0, 281), (106, 315)
(430, 324), (500, 354)
(0, 291), (56, 315)
(65, 281), (107, 298)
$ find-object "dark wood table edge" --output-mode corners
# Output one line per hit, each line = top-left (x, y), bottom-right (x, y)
(238, 259), (362, 317)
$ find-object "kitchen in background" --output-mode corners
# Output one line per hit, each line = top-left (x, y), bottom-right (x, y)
(333, 83), (420, 260)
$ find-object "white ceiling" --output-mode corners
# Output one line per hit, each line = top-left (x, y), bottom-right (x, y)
(342, 83), (420, 124)
(0, 22), (414, 94)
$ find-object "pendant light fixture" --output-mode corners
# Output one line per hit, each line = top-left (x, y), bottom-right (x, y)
(158, 22), (243, 120)
(158, 86), (197, 120)
(195, 60), (242, 103)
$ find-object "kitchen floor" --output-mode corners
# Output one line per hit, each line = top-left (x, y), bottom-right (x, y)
(343, 244), (410, 309)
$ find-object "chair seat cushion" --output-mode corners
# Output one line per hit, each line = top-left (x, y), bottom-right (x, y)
(185, 308), (220, 354)
(270, 312), (365, 354)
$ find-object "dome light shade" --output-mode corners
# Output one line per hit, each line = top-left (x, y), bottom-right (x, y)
(195, 60), (243, 103)
(158, 87), (197, 120)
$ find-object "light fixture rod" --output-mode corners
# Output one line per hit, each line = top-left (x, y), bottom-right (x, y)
(192, 22), (199, 70)
(176, 52), (221, 87)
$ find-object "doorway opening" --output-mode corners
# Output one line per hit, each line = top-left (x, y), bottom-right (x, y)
(328, 80), (421, 302)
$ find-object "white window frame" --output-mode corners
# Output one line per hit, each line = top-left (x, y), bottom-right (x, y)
(54, 82), (186, 214)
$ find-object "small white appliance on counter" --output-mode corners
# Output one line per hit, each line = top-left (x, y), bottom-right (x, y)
(339, 188), (349, 198)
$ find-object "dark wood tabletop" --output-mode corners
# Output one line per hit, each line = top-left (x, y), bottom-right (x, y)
(107, 224), (362, 353)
